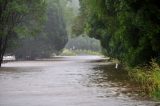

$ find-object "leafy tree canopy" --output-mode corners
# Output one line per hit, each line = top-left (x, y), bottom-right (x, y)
(74, 0), (160, 66)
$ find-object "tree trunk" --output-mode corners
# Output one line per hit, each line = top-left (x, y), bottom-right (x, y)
(0, 56), (3, 67)
(0, 31), (10, 67)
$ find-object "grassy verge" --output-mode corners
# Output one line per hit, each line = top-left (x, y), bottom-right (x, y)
(60, 49), (77, 56)
(127, 61), (160, 99)
(60, 49), (102, 56)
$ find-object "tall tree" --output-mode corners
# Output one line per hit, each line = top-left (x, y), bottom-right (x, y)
(75, 0), (160, 66)
(14, 0), (68, 60)
(0, 0), (46, 66)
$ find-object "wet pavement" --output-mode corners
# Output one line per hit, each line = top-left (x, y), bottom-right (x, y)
(0, 56), (158, 106)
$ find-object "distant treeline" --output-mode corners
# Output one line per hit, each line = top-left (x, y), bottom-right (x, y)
(65, 36), (101, 51)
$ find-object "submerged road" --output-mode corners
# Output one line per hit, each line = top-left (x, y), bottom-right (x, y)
(0, 56), (157, 106)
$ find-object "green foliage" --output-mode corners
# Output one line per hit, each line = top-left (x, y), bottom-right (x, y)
(129, 61), (160, 98)
(59, 0), (79, 37)
(14, 0), (68, 60)
(73, 49), (101, 56)
(0, 0), (46, 66)
(65, 36), (101, 51)
(76, 0), (160, 67)
(61, 49), (101, 56)
(60, 49), (76, 56)
(72, 15), (86, 36)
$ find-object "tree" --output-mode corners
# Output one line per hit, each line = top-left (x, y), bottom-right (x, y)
(60, 0), (80, 37)
(14, 0), (68, 60)
(76, 0), (160, 66)
(65, 36), (101, 51)
(0, 0), (46, 66)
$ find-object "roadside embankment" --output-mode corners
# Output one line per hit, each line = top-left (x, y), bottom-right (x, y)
(127, 61), (160, 100)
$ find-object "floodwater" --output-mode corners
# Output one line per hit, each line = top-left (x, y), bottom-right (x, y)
(0, 56), (158, 106)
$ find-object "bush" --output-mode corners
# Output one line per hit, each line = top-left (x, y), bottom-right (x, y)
(60, 49), (76, 56)
(129, 60), (160, 98)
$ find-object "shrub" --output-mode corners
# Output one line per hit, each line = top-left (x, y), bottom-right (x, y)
(129, 60), (160, 98)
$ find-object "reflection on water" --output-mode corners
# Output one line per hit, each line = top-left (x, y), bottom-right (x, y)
(0, 56), (157, 106)
(83, 64), (133, 99)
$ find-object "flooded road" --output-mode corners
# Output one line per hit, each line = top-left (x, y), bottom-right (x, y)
(0, 56), (157, 106)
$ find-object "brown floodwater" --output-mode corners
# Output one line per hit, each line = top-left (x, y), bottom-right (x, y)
(0, 56), (158, 106)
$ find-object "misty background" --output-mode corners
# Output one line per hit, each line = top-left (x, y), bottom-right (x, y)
(1, 0), (101, 62)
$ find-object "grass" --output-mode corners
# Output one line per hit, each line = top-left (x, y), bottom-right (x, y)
(60, 49), (76, 56)
(60, 49), (102, 56)
(128, 60), (160, 99)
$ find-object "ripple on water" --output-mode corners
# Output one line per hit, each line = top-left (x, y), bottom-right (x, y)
(0, 56), (157, 106)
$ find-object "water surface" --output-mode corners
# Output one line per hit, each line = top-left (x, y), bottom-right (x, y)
(0, 56), (157, 106)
